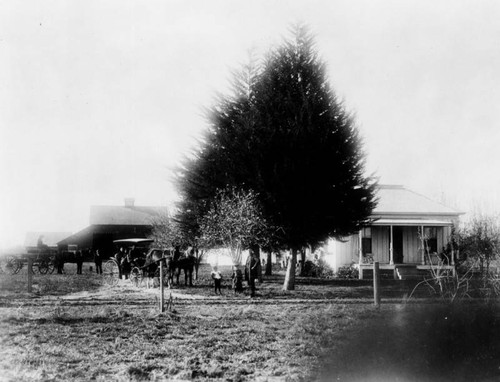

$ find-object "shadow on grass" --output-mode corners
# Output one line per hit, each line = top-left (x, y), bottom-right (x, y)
(319, 302), (500, 382)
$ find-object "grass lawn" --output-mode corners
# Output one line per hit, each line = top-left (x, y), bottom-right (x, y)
(1, 263), (500, 381)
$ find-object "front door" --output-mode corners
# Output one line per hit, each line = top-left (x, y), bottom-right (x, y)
(393, 227), (404, 264)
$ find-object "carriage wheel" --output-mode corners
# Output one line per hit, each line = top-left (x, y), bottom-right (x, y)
(5, 256), (21, 275)
(130, 267), (142, 287)
(103, 260), (119, 277)
(47, 258), (55, 274)
(38, 259), (52, 275)
(103, 260), (119, 285)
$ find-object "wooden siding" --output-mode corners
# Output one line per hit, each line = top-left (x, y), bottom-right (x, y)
(324, 236), (359, 271)
(371, 226), (389, 263)
(337, 235), (359, 268)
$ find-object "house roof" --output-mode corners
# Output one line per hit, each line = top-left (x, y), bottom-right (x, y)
(373, 185), (462, 216)
(89, 205), (168, 225)
(372, 218), (453, 226)
(24, 231), (72, 248)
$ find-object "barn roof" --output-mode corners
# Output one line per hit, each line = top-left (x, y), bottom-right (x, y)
(373, 185), (462, 216)
(89, 205), (168, 225)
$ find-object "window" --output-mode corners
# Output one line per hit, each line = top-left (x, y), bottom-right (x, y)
(424, 227), (438, 254)
(361, 227), (372, 255)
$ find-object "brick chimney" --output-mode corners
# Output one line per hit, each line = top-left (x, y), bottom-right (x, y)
(124, 198), (135, 208)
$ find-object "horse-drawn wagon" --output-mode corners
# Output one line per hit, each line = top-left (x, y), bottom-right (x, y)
(104, 238), (196, 288)
(2, 249), (56, 275)
(102, 238), (154, 285)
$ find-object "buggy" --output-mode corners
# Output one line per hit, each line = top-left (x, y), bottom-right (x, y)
(2, 249), (56, 275)
(102, 238), (154, 285)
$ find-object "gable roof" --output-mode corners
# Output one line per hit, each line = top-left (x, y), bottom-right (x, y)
(24, 231), (72, 248)
(89, 205), (168, 225)
(373, 185), (462, 216)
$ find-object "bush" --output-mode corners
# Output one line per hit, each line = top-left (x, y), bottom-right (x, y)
(313, 259), (336, 279)
(335, 263), (359, 279)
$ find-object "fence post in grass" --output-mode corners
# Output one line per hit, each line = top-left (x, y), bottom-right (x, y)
(373, 261), (380, 308)
(27, 257), (33, 293)
(159, 259), (164, 313)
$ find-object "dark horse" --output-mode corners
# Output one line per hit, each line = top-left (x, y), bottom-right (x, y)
(54, 251), (70, 274)
(141, 249), (176, 288)
(172, 246), (195, 287)
(54, 250), (85, 274)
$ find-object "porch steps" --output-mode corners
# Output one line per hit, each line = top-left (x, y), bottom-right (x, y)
(395, 265), (422, 280)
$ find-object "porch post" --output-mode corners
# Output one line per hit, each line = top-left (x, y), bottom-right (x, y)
(420, 225), (425, 265)
(358, 230), (363, 280)
(389, 225), (394, 265)
(450, 226), (456, 276)
(358, 230), (363, 265)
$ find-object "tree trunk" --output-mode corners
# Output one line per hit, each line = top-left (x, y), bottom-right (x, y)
(194, 248), (200, 280)
(283, 248), (297, 290)
(255, 246), (262, 282)
(194, 262), (199, 280)
(265, 251), (273, 276)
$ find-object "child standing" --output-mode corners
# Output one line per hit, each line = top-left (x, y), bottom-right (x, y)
(231, 266), (243, 294)
(211, 266), (223, 295)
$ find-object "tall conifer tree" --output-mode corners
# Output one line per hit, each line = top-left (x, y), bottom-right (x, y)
(176, 25), (377, 290)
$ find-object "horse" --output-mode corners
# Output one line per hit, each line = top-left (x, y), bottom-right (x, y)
(172, 246), (195, 287)
(141, 249), (176, 288)
(54, 251), (79, 274)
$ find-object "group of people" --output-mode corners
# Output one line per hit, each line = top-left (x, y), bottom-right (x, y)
(113, 245), (142, 279)
(211, 246), (262, 297)
(57, 246), (142, 277)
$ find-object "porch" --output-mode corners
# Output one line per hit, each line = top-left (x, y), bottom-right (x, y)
(358, 263), (456, 280)
(357, 219), (456, 280)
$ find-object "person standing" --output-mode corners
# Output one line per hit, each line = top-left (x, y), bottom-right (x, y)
(94, 249), (103, 274)
(129, 245), (141, 266)
(245, 246), (262, 297)
(75, 250), (83, 275)
(121, 250), (132, 279)
(37, 235), (49, 251)
(114, 247), (125, 279)
(211, 266), (223, 295)
(231, 266), (243, 294)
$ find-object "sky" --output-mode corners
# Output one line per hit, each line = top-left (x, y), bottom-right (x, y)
(1, 0), (499, 250)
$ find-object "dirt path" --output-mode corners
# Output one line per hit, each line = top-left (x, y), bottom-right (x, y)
(0, 277), (410, 308)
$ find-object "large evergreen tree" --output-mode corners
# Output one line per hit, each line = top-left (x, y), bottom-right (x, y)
(176, 25), (377, 289)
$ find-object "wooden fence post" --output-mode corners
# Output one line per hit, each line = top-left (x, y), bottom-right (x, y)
(27, 257), (33, 293)
(159, 259), (164, 313)
(373, 261), (380, 308)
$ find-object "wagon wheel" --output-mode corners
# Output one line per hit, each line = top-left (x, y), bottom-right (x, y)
(130, 267), (143, 287)
(47, 257), (55, 274)
(38, 259), (54, 275)
(103, 260), (119, 285)
(5, 256), (21, 275)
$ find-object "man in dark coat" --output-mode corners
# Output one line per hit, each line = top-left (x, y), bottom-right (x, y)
(245, 246), (262, 297)
(114, 247), (125, 279)
(94, 249), (103, 274)
(75, 250), (84, 275)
